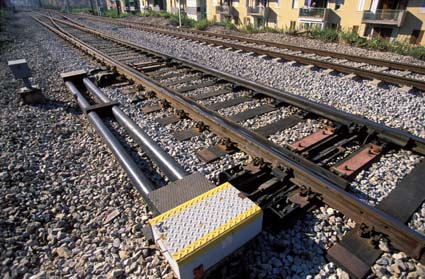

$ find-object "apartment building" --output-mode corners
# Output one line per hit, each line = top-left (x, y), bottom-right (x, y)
(165, 0), (206, 20)
(206, 0), (425, 45)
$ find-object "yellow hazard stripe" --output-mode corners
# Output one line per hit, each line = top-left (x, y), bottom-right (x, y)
(172, 204), (262, 263)
(149, 182), (233, 225)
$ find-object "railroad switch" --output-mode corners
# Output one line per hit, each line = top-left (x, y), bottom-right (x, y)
(8, 59), (44, 105)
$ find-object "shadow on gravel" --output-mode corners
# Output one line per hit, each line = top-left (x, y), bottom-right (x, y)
(35, 99), (82, 116)
(207, 211), (337, 279)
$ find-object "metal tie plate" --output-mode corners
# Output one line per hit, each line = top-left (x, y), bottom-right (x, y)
(331, 144), (382, 177)
(289, 127), (335, 152)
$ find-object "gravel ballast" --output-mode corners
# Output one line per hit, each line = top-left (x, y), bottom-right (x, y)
(74, 17), (425, 138)
(0, 13), (171, 278)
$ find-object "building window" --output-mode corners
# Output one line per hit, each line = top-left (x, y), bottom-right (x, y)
(292, 0), (298, 9)
(373, 27), (393, 40)
(335, 0), (343, 10)
(410, 30), (424, 44)
(290, 21), (296, 30)
(421, 0), (425, 13)
(352, 25), (359, 34)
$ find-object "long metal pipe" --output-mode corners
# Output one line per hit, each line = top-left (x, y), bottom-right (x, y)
(64, 81), (157, 204)
(82, 78), (188, 181)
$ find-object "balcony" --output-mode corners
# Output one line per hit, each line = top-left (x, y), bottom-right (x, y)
(362, 9), (406, 27)
(247, 6), (267, 17)
(216, 5), (232, 16)
(299, 7), (329, 22)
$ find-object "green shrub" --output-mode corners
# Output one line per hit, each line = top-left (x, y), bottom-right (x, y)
(224, 20), (237, 31)
(0, 9), (8, 18)
(242, 24), (260, 34)
(366, 36), (390, 51)
(140, 10), (172, 17)
(263, 26), (279, 33)
(103, 9), (129, 18)
(168, 13), (195, 27)
(389, 40), (408, 54)
(193, 18), (211, 30)
(69, 7), (91, 14)
(409, 46), (425, 60)
(310, 28), (339, 43)
(340, 31), (359, 45)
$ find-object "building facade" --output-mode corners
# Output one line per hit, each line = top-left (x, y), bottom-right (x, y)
(206, 0), (425, 45)
(165, 0), (206, 20)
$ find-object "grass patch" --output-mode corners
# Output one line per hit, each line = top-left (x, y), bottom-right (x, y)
(103, 9), (129, 18)
(241, 24), (261, 33)
(305, 27), (425, 60)
(193, 18), (212, 30)
(309, 28), (339, 43)
(0, 9), (8, 18)
(224, 20), (237, 31)
(68, 7), (92, 14)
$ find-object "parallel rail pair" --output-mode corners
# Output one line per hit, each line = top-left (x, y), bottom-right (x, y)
(65, 12), (425, 92)
(34, 14), (425, 278)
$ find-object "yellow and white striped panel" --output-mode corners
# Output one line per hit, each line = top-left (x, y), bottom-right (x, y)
(149, 182), (262, 264)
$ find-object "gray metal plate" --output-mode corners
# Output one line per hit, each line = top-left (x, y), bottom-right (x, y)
(148, 172), (215, 214)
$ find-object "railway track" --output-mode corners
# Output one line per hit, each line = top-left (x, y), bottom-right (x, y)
(33, 14), (425, 278)
(58, 12), (425, 92)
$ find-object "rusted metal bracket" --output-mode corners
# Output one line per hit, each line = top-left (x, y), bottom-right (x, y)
(289, 127), (335, 152)
(332, 144), (382, 178)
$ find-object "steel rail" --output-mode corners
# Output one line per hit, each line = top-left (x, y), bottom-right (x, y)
(82, 77), (188, 181)
(34, 15), (425, 262)
(50, 16), (425, 156)
(68, 13), (425, 75)
(67, 13), (425, 79)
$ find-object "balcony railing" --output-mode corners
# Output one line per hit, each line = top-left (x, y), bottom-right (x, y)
(362, 9), (406, 27)
(299, 7), (328, 20)
(247, 6), (267, 17)
(216, 5), (232, 15)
